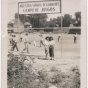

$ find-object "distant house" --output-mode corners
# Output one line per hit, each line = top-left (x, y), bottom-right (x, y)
(23, 22), (32, 33)
(8, 19), (24, 28)
(8, 19), (24, 33)
(8, 19), (32, 33)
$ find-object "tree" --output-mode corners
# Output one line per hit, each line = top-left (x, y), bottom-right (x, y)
(14, 13), (19, 19)
(75, 12), (81, 20)
(62, 14), (72, 27)
(18, 14), (48, 28)
(71, 18), (76, 24)
(19, 14), (28, 23)
(56, 16), (62, 27)
(47, 18), (57, 27)
(14, 13), (48, 28)
(75, 12), (81, 26)
(14, 12), (81, 28)
(32, 14), (48, 28)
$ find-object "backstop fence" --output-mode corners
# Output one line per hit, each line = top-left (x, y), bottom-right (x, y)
(8, 27), (81, 34)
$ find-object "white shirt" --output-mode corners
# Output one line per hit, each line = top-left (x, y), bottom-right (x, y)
(44, 40), (49, 46)
(74, 34), (77, 38)
(9, 36), (12, 40)
(75, 34), (77, 37)
(49, 40), (55, 45)
(13, 37), (17, 43)
(20, 34), (22, 38)
(41, 37), (43, 41)
(24, 36), (29, 42)
(34, 40), (36, 45)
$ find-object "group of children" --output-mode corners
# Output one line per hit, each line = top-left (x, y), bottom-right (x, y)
(9, 34), (19, 51)
(9, 32), (55, 60)
(9, 32), (77, 61)
(9, 33), (30, 53)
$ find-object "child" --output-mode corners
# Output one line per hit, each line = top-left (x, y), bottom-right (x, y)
(12, 35), (19, 51)
(58, 35), (61, 41)
(39, 34), (44, 47)
(43, 36), (50, 59)
(9, 34), (12, 45)
(74, 33), (77, 43)
(34, 40), (36, 46)
(20, 33), (22, 42)
(23, 33), (29, 53)
(49, 36), (55, 60)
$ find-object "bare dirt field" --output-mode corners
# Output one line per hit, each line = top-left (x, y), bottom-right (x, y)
(8, 33), (80, 72)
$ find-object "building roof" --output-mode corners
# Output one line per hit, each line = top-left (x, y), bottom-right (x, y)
(8, 19), (24, 25)
(24, 22), (32, 26)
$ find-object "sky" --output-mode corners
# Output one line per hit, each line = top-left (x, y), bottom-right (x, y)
(8, 0), (81, 22)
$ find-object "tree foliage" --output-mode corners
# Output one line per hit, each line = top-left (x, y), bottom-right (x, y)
(17, 14), (48, 28)
(75, 12), (81, 26)
(63, 14), (72, 27)
(47, 18), (58, 27)
(14, 13), (19, 19)
(14, 12), (81, 27)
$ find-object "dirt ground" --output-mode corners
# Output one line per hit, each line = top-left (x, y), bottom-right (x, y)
(8, 33), (80, 72)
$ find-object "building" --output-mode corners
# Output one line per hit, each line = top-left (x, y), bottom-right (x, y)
(69, 27), (81, 34)
(8, 19), (24, 33)
(23, 22), (32, 33)
(8, 19), (24, 28)
(8, 19), (32, 33)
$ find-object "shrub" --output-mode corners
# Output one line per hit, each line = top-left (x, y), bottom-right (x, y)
(50, 66), (59, 72)
(60, 66), (80, 88)
(7, 54), (80, 88)
(7, 54), (49, 88)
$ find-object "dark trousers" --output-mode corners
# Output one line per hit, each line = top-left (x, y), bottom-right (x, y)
(10, 40), (11, 45)
(49, 45), (54, 57)
(20, 38), (22, 42)
(74, 37), (77, 43)
(58, 36), (60, 41)
(58, 37), (60, 41)
(12, 42), (19, 51)
(10, 39), (13, 45)
(40, 40), (43, 47)
(23, 42), (29, 53)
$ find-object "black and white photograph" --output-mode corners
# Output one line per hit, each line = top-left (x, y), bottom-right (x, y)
(6, 0), (83, 88)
